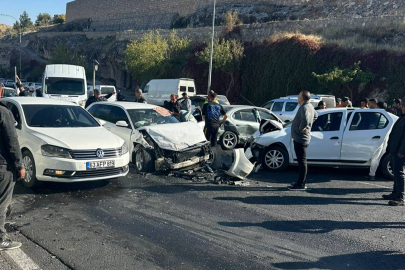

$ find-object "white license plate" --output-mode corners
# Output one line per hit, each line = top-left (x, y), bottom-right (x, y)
(86, 160), (115, 170)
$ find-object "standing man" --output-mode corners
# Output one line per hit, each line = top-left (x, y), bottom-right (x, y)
(166, 94), (181, 117)
(85, 89), (115, 108)
(315, 101), (326, 110)
(202, 91), (227, 147)
(368, 98), (378, 109)
(289, 90), (317, 190)
(392, 99), (402, 116)
(384, 98), (405, 206)
(336, 98), (342, 107)
(0, 83), (25, 250)
(135, 89), (147, 104)
(16, 83), (28, 97)
(181, 93), (192, 114)
(360, 98), (369, 109)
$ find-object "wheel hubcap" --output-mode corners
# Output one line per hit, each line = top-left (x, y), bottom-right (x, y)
(224, 133), (236, 147)
(136, 150), (144, 171)
(265, 150), (284, 169)
(22, 156), (33, 183)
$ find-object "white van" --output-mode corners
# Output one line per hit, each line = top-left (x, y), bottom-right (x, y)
(143, 78), (196, 106)
(284, 94), (336, 108)
(87, 85), (116, 101)
(42, 64), (87, 107)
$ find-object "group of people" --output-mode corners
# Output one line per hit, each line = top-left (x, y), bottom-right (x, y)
(291, 90), (405, 207)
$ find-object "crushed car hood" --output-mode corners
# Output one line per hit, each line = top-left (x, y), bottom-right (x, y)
(140, 122), (207, 151)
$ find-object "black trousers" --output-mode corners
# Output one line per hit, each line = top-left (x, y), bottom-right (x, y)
(204, 126), (219, 147)
(0, 165), (15, 240)
(392, 155), (405, 200)
(293, 140), (308, 186)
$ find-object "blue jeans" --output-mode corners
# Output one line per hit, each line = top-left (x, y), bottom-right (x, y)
(392, 156), (405, 200)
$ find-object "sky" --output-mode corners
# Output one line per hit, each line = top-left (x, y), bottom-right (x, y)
(0, 0), (72, 26)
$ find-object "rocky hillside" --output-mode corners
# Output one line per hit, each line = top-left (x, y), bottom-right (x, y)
(0, 24), (11, 35)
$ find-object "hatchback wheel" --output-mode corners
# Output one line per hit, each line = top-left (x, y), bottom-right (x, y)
(262, 146), (289, 172)
(381, 154), (394, 180)
(221, 131), (238, 150)
(134, 147), (154, 172)
(22, 150), (41, 188)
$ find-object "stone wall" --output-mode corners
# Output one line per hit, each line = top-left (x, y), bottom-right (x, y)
(66, 0), (323, 22)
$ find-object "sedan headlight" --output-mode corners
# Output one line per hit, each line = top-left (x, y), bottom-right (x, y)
(78, 100), (86, 107)
(121, 142), (129, 155)
(41, 145), (72, 159)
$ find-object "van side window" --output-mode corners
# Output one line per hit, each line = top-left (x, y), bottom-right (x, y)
(180, 86), (187, 92)
(188, 87), (195, 93)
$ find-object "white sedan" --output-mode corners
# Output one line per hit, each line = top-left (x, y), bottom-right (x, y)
(247, 108), (398, 179)
(1, 98), (130, 187)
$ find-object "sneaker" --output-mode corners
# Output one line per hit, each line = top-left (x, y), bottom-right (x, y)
(382, 193), (397, 200)
(288, 184), (307, 191)
(0, 238), (22, 251)
(388, 200), (404, 206)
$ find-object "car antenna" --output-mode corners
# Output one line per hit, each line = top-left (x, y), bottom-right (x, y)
(240, 95), (256, 106)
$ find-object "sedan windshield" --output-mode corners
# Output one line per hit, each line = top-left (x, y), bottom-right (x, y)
(23, 105), (99, 128)
(127, 109), (179, 128)
(45, 78), (85, 95)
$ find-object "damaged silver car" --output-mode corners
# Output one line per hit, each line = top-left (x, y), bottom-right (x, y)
(87, 102), (211, 172)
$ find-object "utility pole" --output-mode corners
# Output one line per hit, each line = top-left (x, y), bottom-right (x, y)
(1, 14), (22, 78)
(207, 0), (217, 95)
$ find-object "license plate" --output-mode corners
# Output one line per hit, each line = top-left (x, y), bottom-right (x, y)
(86, 160), (115, 170)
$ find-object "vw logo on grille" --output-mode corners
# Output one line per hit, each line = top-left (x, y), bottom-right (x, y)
(96, 149), (105, 158)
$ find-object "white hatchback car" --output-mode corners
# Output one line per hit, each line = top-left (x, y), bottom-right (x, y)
(262, 97), (320, 122)
(247, 108), (398, 179)
(1, 98), (130, 187)
(87, 102), (211, 172)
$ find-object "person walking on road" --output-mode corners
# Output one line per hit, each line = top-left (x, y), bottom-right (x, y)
(384, 98), (405, 206)
(0, 83), (25, 250)
(289, 90), (318, 190)
(135, 89), (147, 104)
(202, 91), (228, 147)
(85, 89), (115, 108)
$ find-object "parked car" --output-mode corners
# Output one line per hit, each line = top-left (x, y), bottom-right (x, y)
(1, 97), (130, 188)
(143, 78), (196, 106)
(282, 94), (336, 108)
(5, 80), (14, 88)
(87, 102), (211, 172)
(0, 78), (5, 85)
(2, 87), (17, 97)
(262, 97), (320, 122)
(217, 105), (284, 150)
(246, 108), (398, 179)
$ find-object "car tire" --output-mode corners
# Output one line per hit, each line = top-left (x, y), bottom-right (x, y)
(381, 154), (394, 180)
(22, 150), (41, 188)
(134, 147), (155, 172)
(262, 145), (289, 172)
(220, 131), (238, 150)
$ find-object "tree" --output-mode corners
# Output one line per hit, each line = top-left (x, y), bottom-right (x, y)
(196, 38), (244, 97)
(49, 45), (90, 76)
(125, 31), (191, 86)
(53, 14), (66, 25)
(13, 11), (34, 32)
(35, 13), (51, 27)
(312, 61), (375, 101)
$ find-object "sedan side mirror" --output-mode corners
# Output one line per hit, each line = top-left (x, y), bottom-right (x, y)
(98, 119), (106, 126)
(116, 121), (128, 127)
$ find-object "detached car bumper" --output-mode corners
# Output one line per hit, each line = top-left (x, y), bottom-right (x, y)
(35, 153), (130, 182)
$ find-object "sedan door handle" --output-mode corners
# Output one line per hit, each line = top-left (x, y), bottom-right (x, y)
(330, 137), (339, 140)
(372, 136), (381, 140)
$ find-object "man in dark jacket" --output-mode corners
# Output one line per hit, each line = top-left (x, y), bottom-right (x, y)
(289, 90), (318, 190)
(165, 94), (181, 117)
(202, 91), (227, 146)
(384, 98), (405, 206)
(85, 89), (115, 109)
(0, 84), (25, 250)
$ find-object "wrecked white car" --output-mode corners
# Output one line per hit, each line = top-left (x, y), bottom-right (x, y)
(246, 108), (398, 179)
(87, 102), (211, 172)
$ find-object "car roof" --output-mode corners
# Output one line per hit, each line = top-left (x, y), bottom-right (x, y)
(100, 102), (159, 110)
(2, 97), (80, 106)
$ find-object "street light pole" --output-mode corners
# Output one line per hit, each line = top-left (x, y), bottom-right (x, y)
(207, 0), (217, 95)
(0, 14), (22, 78)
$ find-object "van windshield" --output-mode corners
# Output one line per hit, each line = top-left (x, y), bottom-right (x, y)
(45, 78), (85, 95)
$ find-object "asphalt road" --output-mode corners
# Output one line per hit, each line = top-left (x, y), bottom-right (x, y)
(5, 163), (405, 270)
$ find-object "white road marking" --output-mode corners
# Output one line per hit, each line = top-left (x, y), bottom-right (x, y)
(358, 181), (391, 189)
(5, 248), (41, 270)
